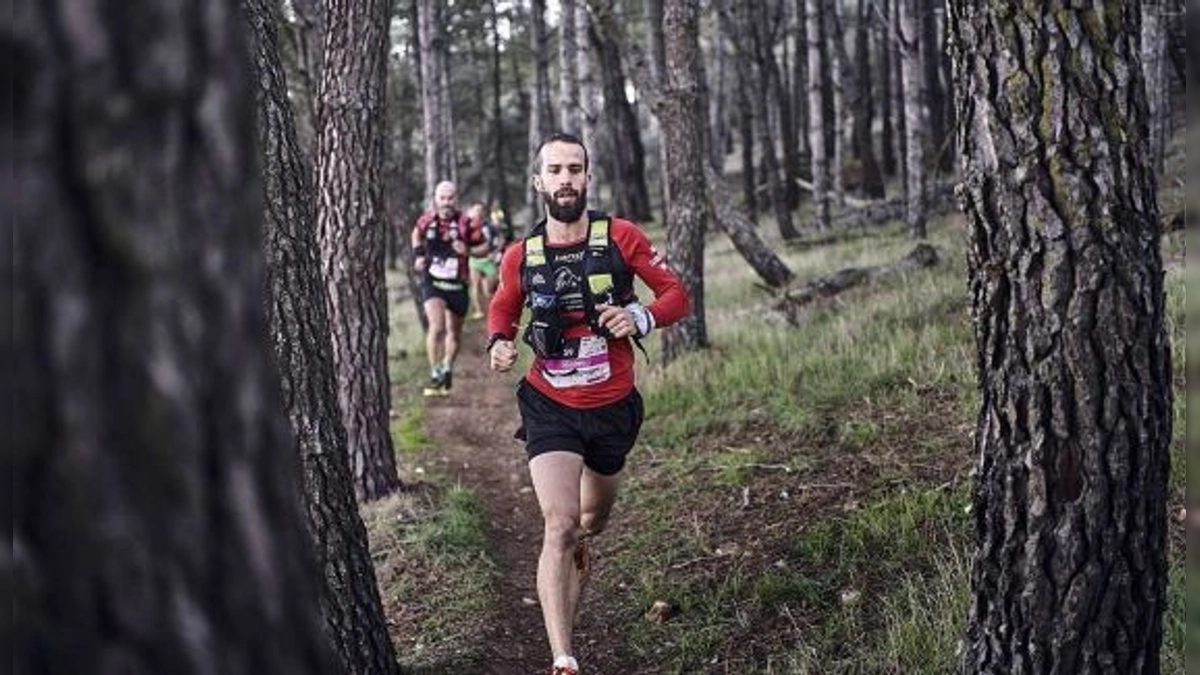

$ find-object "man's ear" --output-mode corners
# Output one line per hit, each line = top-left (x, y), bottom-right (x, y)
(531, 176), (543, 191)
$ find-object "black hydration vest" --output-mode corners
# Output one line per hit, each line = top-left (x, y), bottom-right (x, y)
(521, 211), (636, 359)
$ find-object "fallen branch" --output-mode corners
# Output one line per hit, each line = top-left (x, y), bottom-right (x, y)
(773, 243), (940, 325)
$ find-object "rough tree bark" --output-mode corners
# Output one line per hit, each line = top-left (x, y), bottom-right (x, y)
(284, 0), (325, 157)
(1141, 0), (1169, 176)
(659, 0), (710, 363)
(316, 0), (401, 501)
(951, 2), (1173, 672)
(243, 1), (401, 671)
(12, 1), (336, 672)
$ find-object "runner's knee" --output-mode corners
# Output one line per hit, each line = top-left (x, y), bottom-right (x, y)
(542, 513), (580, 553)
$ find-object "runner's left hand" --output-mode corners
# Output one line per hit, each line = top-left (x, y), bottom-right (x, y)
(595, 304), (636, 339)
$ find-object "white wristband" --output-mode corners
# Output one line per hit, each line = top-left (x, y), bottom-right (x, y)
(626, 302), (655, 337)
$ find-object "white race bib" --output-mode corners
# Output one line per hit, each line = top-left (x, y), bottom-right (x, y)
(429, 256), (460, 280)
(541, 336), (611, 389)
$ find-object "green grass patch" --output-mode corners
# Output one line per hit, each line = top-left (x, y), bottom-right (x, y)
(365, 486), (497, 670)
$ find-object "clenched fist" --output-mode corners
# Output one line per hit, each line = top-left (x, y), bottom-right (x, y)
(489, 338), (517, 372)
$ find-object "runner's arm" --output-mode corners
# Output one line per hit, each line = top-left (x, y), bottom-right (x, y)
(486, 243), (526, 341)
(614, 222), (691, 329)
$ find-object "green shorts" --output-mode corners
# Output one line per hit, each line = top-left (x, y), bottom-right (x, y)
(469, 257), (498, 276)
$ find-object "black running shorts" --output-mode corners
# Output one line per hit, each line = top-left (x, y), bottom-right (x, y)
(421, 278), (469, 317)
(514, 379), (644, 476)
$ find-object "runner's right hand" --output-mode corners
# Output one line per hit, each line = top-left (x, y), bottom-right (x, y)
(489, 339), (516, 372)
(413, 255), (427, 272)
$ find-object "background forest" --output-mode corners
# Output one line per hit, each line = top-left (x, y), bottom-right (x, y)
(14, 0), (1190, 674)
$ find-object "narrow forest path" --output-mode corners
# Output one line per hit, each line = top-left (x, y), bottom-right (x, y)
(419, 324), (635, 674)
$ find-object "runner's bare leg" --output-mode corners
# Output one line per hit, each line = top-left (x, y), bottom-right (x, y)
(529, 451), (586, 662)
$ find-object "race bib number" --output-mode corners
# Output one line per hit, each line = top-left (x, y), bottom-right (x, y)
(541, 336), (611, 389)
(429, 256), (460, 280)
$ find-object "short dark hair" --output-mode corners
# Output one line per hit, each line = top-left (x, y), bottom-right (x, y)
(532, 132), (589, 173)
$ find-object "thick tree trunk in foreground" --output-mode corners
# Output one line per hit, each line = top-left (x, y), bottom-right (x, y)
(660, 0), (709, 363)
(951, 2), (1172, 672)
(317, 0), (401, 501)
(11, 1), (334, 672)
(244, 1), (402, 672)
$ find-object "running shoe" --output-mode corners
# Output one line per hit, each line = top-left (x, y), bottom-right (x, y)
(422, 372), (449, 397)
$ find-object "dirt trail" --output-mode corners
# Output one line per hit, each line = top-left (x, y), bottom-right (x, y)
(420, 325), (634, 674)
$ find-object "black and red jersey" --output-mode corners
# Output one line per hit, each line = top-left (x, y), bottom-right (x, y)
(488, 216), (690, 409)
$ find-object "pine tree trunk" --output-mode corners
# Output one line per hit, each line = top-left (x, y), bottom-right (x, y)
(733, 34), (757, 221)
(528, 0), (554, 227)
(792, 0), (811, 161)
(749, 4), (799, 240)
(591, 23), (652, 222)
(418, 0), (455, 195)
(660, 0), (709, 364)
(489, 0), (512, 226)
(12, 2), (336, 672)
(951, 2), (1172, 672)
(576, 2), (604, 191)
(316, 0), (400, 501)
(853, 0), (886, 198)
(709, 0), (730, 171)
(559, 0), (581, 135)
(828, 0), (846, 208)
(285, 0), (325, 158)
(890, 0), (908, 191)
(763, 4), (803, 211)
(1141, 0), (1169, 176)
(897, 0), (926, 239)
(878, 0), (897, 176)
(243, 0), (403, 670)
(920, 0), (947, 173)
(806, 0), (831, 230)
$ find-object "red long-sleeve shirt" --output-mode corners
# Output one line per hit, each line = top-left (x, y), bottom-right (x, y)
(488, 217), (690, 408)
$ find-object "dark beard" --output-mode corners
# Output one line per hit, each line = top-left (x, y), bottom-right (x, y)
(542, 187), (587, 223)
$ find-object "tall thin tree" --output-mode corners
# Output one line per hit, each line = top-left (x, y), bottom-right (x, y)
(747, 3), (799, 239)
(897, 0), (926, 238)
(806, 0), (831, 230)
(243, 0), (402, 670)
(316, 0), (401, 501)
(951, 1), (1172, 671)
(853, 0), (886, 198)
(660, 0), (710, 363)
(528, 0), (555, 227)
(418, 0), (456, 195)
(559, 0), (582, 135)
(13, 1), (336, 671)
(828, 0), (846, 207)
